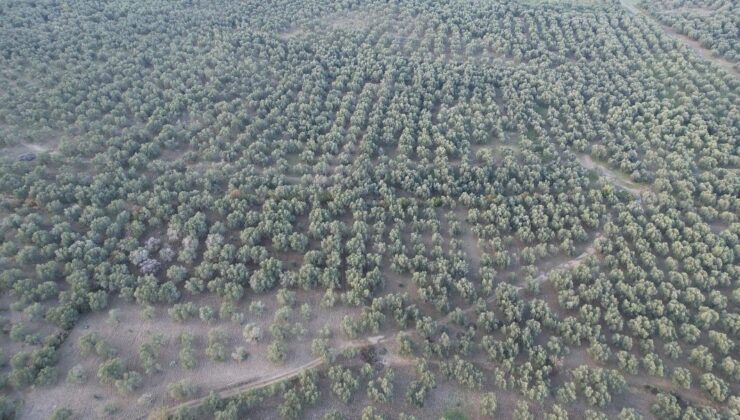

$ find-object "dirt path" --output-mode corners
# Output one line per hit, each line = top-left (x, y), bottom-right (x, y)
(621, 0), (739, 78)
(158, 357), (325, 416)
(578, 154), (647, 197)
(537, 237), (597, 282)
(156, 335), (389, 418)
(158, 226), (601, 417)
(20, 142), (49, 153)
(513, 229), (602, 293)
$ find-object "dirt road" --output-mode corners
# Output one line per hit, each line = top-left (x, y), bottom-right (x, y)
(156, 335), (388, 418)
(160, 357), (324, 416)
(620, 0), (739, 78)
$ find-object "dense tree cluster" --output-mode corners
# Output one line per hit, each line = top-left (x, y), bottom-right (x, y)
(0, 0), (737, 418)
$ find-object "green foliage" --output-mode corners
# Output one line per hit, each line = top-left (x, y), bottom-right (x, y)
(513, 400), (533, 420)
(279, 389), (304, 420)
(97, 357), (142, 394)
(66, 364), (87, 385)
(242, 323), (262, 343)
(396, 332), (414, 357)
(671, 367), (691, 389)
(205, 328), (228, 362)
(442, 356), (484, 390)
(107, 308), (121, 326)
(328, 366), (359, 404)
(231, 346), (249, 362)
(324, 410), (345, 420)
(0, 0), (738, 416)
(139, 334), (165, 374)
(367, 368), (394, 403)
(199, 305), (216, 323)
(405, 359), (436, 408)
(249, 301), (266, 316)
(169, 303), (198, 322)
(267, 340), (287, 364)
(699, 373), (728, 402)
(78, 332), (116, 359)
(50, 407), (74, 420)
(616, 408), (643, 420)
(278, 370), (320, 419)
(168, 380), (199, 401)
(651, 393), (681, 419)
(311, 337), (333, 362)
(479, 392), (497, 417)
(571, 366), (625, 407)
(0, 396), (20, 420)
(179, 332), (197, 369)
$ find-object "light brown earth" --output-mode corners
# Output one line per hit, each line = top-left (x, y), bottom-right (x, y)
(18, 292), (359, 420)
(159, 335), (390, 417)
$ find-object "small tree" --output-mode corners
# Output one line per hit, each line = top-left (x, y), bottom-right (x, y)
(671, 367), (691, 389)
(267, 340), (286, 364)
(205, 329), (228, 362)
(367, 368), (394, 403)
(168, 380), (199, 401)
(328, 366), (359, 403)
(651, 393), (681, 419)
(66, 364), (86, 385)
(243, 323), (262, 343)
(699, 373), (728, 402)
(513, 400), (533, 420)
(179, 333), (197, 369)
(479, 392), (497, 417)
(231, 347), (249, 362)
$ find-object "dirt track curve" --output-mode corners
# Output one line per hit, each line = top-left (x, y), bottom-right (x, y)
(620, 0), (739, 78)
(151, 336), (388, 418)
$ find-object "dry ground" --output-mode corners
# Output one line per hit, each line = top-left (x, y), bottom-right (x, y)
(18, 291), (360, 419)
(578, 154), (648, 197)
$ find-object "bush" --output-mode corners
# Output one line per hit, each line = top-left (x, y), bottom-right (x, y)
(205, 328), (228, 362)
(480, 392), (497, 417)
(267, 340), (286, 364)
(50, 407), (74, 420)
(242, 323), (262, 343)
(232, 346), (249, 362)
(168, 380), (199, 401)
(179, 333), (197, 369)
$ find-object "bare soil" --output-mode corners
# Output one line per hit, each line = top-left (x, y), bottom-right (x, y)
(18, 291), (360, 419)
(578, 154), (647, 197)
(278, 9), (384, 40)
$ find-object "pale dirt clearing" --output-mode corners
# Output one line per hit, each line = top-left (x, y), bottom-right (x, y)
(3, 140), (59, 160)
(278, 9), (385, 40)
(20, 143), (50, 153)
(663, 7), (715, 17)
(578, 154), (648, 197)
